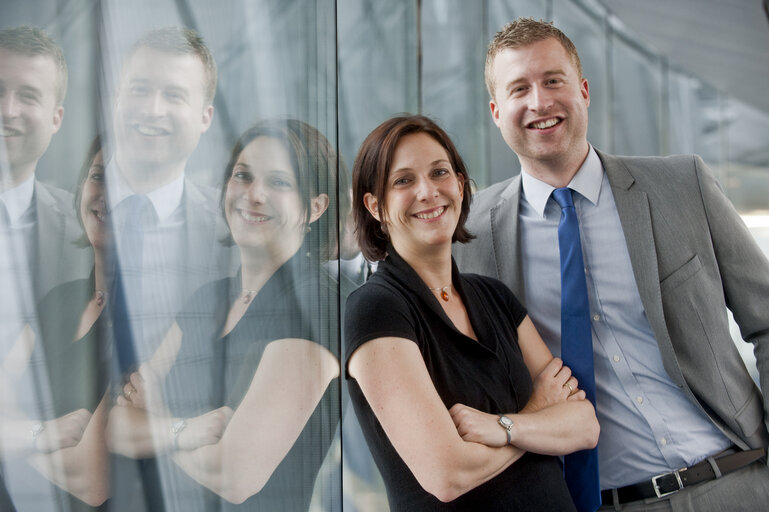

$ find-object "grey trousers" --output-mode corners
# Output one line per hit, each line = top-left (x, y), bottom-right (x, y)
(599, 461), (769, 512)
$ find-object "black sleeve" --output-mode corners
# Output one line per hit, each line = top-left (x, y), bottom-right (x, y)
(343, 282), (418, 377)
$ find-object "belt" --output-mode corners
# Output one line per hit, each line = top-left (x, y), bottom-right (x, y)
(600, 447), (766, 505)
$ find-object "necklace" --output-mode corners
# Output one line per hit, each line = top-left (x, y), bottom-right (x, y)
(428, 285), (452, 302)
(94, 290), (106, 307)
(241, 289), (258, 304)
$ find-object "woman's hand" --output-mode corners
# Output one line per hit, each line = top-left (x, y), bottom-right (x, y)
(34, 409), (92, 453)
(118, 364), (168, 415)
(175, 406), (234, 451)
(522, 357), (584, 413)
(449, 404), (508, 447)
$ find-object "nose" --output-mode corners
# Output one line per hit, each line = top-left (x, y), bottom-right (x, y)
(529, 84), (554, 113)
(140, 91), (166, 117)
(0, 91), (19, 119)
(415, 176), (439, 201)
(246, 178), (267, 204)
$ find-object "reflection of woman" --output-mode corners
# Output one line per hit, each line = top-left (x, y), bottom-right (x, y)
(121, 119), (341, 510)
(345, 116), (599, 510)
(28, 137), (110, 508)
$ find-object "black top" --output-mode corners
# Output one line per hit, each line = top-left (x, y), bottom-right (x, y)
(162, 253), (340, 512)
(344, 247), (576, 511)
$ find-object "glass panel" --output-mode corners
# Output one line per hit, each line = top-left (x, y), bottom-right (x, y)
(553, 0), (609, 151)
(610, 35), (662, 156)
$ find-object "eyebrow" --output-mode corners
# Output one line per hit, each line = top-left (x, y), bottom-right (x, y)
(391, 158), (452, 174)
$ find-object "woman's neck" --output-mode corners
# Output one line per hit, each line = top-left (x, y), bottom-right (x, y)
(93, 248), (106, 293)
(239, 245), (296, 294)
(394, 242), (453, 290)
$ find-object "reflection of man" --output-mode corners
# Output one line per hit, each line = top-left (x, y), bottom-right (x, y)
(106, 26), (231, 512)
(455, 18), (769, 511)
(0, 25), (92, 512)
(107, 26), (228, 363)
(0, 25), (88, 304)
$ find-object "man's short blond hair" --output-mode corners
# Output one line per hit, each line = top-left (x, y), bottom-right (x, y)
(485, 18), (582, 100)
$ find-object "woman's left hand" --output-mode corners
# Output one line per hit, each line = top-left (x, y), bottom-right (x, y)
(449, 403), (508, 447)
(118, 364), (169, 415)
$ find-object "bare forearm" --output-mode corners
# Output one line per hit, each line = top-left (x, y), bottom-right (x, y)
(509, 400), (598, 455)
(107, 406), (175, 458)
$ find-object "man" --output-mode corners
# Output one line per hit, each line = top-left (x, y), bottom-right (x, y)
(105, 27), (231, 512)
(107, 26), (229, 364)
(0, 25), (95, 512)
(454, 18), (769, 511)
(0, 25), (88, 304)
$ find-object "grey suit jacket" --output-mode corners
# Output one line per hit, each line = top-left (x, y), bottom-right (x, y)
(454, 149), (769, 451)
(33, 180), (92, 301)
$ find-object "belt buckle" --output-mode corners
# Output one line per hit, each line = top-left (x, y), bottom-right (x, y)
(651, 469), (685, 498)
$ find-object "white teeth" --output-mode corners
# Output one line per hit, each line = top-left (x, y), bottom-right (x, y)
(532, 118), (559, 129)
(134, 125), (168, 136)
(239, 210), (269, 222)
(1, 127), (22, 136)
(416, 207), (445, 220)
(93, 210), (106, 222)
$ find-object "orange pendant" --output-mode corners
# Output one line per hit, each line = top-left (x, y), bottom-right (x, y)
(440, 289), (449, 301)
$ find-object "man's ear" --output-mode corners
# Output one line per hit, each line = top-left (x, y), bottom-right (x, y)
(201, 105), (214, 133)
(363, 193), (381, 222)
(489, 98), (501, 128)
(51, 106), (64, 134)
(308, 193), (329, 223)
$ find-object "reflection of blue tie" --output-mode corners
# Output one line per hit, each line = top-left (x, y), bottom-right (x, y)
(112, 194), (150, 373)
(553, 188), (600, 512)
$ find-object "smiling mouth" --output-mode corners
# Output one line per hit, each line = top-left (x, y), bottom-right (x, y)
(414, 206), (446, 220)
(92, 209), (107, 223)
(528, 118), (561, 130)
(132, 124), (170, 136)
(0, 126), (23, 137)
(238, 209), (272, 223)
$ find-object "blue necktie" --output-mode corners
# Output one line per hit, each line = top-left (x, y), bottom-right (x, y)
(553, 187), (601, 512)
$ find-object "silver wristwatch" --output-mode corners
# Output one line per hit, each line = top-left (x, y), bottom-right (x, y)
(171, 419), (187, 450)
(498, 415), (514, 445)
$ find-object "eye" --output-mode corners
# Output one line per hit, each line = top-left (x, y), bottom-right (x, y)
(89, 172), (105, 183)
(18, 90), (41, 104)
(393, 176), (411, 186)
(432, 168), (450, 178)
(130, 85), (150, 96)
(231, 170), (253, 183)
(164, 90), (186, 103)
(270, 177), (294, 189)
(546, 78), (563, 86)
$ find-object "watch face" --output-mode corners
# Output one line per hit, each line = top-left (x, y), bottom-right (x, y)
(499, 416), (513, 429)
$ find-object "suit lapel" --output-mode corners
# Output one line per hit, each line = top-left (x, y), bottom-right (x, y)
(598, 150), (684, 386)
(489, 176), (525, 301)
(33, 181), (65, 301)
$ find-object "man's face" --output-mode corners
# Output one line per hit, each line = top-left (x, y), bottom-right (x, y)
(113, 47), (213, 178)
(0, 49), (63, 181)
(489, 38), (589, 172)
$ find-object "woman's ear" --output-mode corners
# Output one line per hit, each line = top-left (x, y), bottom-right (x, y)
(308, 194), (330, 223)
(363, 193), (381, 222)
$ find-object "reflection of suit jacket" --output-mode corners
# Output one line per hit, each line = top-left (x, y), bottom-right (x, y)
(33, 180), (92, 301)
(454, 149), (769, 451)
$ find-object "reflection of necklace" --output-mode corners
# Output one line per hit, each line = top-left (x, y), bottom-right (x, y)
(241, 289), (258, 304)
(94, 290), (106, 307)
(428, 285), (452, 302)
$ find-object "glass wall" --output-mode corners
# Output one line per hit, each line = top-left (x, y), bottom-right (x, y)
(1, 0), (767, 510)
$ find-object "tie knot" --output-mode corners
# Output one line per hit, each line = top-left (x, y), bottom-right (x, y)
(119, 194), (155, 228)
(552, 187), (575, 209)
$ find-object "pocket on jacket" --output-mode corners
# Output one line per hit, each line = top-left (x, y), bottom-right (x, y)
(660, 254), (703, 295)
(734, 385), (765, 439)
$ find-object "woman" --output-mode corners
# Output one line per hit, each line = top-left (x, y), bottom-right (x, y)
(119, 119), (341, 511)
(345, 115), (599, 510)
(8, 137), (111, 509)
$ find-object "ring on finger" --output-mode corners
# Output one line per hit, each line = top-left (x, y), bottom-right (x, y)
(125, 388), (133, 399)
(564, 383), (574, 393)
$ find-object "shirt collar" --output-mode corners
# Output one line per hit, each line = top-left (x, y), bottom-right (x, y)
(520, 145), (603, 218)
(106, 160), (185, 223)
(0, 175), (35, 224)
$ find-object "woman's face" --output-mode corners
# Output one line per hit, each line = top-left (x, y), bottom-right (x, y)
(364, 132), (464, 256)
(79, 150), (109, 249)
(224, 136), (307, 252)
